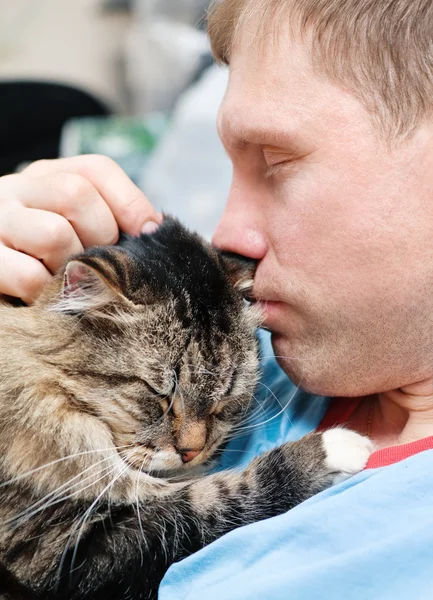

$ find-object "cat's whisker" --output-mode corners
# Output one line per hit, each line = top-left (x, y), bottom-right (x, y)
(134, 453), (150, 564)
(6, 444), (136, 526)
(230, 399), (296, 434)
(7, 459), (120, 526)
(0, 444), (134, 489)
(232, 383), (302, 434)
(223, 429), (263, 443)
(232, 392), (263, 425)
(256, 381), (294, 426)
(232, 409), (267, 429)
(55, 463), (129, 586)
(229, 378), (302, 434)
(21, 463), (121, 526)
(67, 463), (131, 579)
(6, 459), (113, 526)
(250, 392), (270, 418)
(230, 395), (270, 428)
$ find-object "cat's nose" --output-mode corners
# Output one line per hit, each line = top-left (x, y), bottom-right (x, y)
(177, 448), (202, 463)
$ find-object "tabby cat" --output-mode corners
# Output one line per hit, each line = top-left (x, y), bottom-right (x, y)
(0, 217), (371, 599)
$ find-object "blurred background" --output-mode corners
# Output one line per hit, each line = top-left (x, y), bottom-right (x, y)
(0, 0), (232, 238)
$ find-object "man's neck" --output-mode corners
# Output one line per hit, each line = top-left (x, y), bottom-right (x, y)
(364, 379), (433, 449)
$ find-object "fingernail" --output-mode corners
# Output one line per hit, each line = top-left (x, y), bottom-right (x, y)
(141, 220), (159, 235)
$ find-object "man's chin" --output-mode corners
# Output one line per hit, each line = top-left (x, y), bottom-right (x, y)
(270, 332), (334, 396)
(271, 332), (306, 384)
(270, 333), (380, 398)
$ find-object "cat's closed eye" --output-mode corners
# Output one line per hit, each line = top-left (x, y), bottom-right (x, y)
(225, 370), (238, 396)
(159, 398), (171, 416)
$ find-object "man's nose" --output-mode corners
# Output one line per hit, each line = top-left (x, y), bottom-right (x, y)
(212, 182), (268, 260)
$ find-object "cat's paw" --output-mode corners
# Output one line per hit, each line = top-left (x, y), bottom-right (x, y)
(322, 428), (374, 485)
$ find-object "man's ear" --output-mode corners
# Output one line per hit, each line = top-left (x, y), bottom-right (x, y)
(52, 260), (120, 315)
(217, 251), (257, 296)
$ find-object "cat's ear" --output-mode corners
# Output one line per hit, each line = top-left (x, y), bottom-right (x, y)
(52, 260), (121, 315)
(218, 251), (257, 297)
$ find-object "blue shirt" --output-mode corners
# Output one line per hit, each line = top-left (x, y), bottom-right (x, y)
(159, 331), (433, 599)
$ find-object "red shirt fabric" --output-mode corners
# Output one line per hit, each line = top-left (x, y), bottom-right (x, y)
(317, 397), (433, 469)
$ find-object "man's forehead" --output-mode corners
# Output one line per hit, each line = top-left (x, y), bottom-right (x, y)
(218, 71), (317, 150)
(217, 29), (329, 149)
(218, 30), (373, 151)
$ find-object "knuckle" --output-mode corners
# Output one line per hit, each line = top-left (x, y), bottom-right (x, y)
(43, 216), (74, 250)
(15, 262), (48, 299)
(23, 159), (54, 175)
(0, 173), (20, 189)
(82, 154), (116, 173)
(54, 173), (94, 205)
(0, 174), (24, 207)
(0, 173), (23, 209)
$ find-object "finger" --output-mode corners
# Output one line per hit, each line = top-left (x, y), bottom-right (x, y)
(0, 244), (52, 304)
(0, 206), (84, 274)
(23, 156), (162, 236)
(14, 172), (119, 248)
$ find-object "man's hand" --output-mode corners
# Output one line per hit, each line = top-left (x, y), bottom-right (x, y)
(0, 155), (161, 304)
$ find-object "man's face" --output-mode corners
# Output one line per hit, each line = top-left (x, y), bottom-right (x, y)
(213, 28), (433, 396)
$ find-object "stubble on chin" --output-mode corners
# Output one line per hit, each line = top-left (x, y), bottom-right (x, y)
(271, 329), (334, 394)
(270, 321), (374, 397)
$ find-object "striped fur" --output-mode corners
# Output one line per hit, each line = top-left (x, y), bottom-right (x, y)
(0, 218), (370, 599)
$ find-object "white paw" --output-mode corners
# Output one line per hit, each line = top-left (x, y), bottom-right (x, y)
(322, 428), (374, 484)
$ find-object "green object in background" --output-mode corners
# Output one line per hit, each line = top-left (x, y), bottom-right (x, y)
(60, 114), (169, 185)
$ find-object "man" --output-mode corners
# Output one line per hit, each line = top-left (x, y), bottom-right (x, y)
(1, 0), (433, 597)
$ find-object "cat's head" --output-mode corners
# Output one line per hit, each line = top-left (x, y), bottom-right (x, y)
(37, 217), (261, 474)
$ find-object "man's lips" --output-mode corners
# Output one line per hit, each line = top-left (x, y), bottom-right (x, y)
(253, 299), (283, 311)
(250, 298), (284, 329)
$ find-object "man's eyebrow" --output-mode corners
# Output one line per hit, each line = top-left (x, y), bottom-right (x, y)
(218, 119), (302, 152)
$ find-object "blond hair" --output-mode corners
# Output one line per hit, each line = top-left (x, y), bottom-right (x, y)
(208, 0), (433, 140)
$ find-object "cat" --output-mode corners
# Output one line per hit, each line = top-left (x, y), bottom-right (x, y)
(0, 217), (372, 600)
